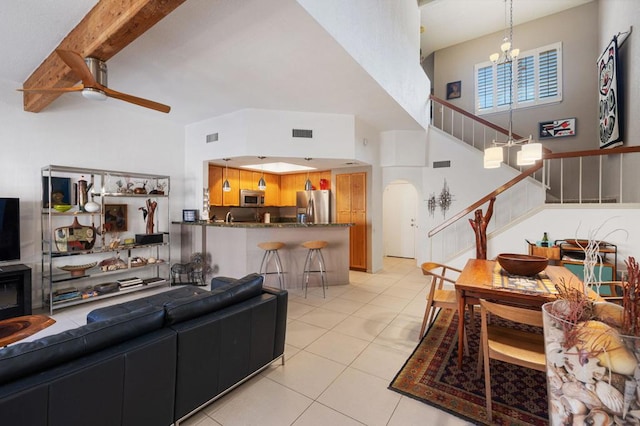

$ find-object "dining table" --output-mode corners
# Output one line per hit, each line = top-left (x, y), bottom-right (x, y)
(454, 258), (599, 369)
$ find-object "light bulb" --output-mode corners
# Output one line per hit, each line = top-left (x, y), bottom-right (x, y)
(258, 177), (266, 190)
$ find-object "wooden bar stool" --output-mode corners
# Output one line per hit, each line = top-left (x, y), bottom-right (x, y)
(258, 242), (285, 289)
(301, 240), (328, 298)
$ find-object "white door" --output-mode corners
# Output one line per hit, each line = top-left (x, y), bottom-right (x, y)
(383, 182), (417, 258)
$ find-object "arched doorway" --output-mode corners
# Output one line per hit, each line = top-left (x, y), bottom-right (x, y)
(383, 180), (418, 258)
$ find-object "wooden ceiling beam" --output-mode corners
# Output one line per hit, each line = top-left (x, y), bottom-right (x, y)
(22, 0), (187, 113)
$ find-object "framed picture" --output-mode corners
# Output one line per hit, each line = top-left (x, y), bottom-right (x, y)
(104, 204), (128, 232)
(42, 177), (71, 207)
(538, 118), (576, 139)
(446, 81), (461, 100)
(598, 36), (623, 148)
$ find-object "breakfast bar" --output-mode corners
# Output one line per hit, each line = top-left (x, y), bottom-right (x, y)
(176, 222), (352, 290)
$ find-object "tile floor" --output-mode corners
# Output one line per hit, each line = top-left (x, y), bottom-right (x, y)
(32, 257), (473, 426)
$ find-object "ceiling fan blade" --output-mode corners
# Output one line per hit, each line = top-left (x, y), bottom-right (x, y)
(18, 85), (84, 93)
(102, 86), (171, 113)
(55, 49), (97, 87)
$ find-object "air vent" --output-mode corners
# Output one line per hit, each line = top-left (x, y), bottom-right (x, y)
(292, 129), (313, 138)
(206, 133), (219, 143)
(433, 160), (451, 168)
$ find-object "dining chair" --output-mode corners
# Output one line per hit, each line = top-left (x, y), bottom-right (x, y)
(476, 299), (546, 422)
(419, 262), (476, 346)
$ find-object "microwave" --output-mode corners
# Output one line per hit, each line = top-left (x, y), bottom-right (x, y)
(240, 189), (265, 207)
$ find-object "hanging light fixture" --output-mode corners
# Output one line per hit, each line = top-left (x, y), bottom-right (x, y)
(484, 0), (542, 169)
(257, 156), (267, 190)
(303, 157), (313, 190)
(222, 158), (231, 192)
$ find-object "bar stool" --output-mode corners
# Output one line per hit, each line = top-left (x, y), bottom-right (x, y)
(258, 242), (285, 289)
(301, 240), (328, 298)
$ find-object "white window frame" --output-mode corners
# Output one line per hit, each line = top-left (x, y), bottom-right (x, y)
(474, 42), (563, 115)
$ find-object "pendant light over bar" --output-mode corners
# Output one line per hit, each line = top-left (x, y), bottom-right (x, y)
(257, 156), (267, 190)
(304, 157), (313, 190)
(484, 0), (542, 169)
(222, 158), (231, 192)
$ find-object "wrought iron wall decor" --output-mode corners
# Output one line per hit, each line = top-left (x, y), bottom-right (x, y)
(428, 179), (454, 218)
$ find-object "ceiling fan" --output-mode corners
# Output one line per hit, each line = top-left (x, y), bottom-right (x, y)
(18, 49), (171, 113)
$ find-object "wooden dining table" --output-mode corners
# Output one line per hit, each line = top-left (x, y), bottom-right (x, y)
(454, 259), (597, 368)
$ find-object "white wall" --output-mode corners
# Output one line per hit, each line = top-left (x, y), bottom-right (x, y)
(0, 77), (185, 307)
(297, 0), (430, 130)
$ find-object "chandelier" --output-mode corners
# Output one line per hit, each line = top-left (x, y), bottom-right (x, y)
(484, 0), (542, 169)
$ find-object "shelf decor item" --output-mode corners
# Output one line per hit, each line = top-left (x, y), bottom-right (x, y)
(54, 217), (96, 252)
(58, 262), (97, 277)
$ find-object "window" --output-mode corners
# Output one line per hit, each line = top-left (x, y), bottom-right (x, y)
(474, 42), (562, 115)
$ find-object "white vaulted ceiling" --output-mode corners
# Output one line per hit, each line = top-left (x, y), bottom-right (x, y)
(1, 0), (594, 130)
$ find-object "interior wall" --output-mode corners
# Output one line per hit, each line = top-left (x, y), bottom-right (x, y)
(0, 77), (185, 307)
(433, 2), (598, 154)
(296, 0), (430, 129)
(598, 0), (640, 202)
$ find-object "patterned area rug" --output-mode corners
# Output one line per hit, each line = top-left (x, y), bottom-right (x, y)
(389, 308), (548, 426)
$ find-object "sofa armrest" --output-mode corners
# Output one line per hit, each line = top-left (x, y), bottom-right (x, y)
(261, 286), (287, 358)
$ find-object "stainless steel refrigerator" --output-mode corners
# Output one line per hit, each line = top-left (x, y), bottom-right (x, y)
(296, 190), (330, 224)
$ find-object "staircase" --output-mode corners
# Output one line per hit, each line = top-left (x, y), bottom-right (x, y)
(427, 95), (640, 264)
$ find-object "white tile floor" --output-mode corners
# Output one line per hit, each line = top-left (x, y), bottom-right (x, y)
(31, 257), (473, 426)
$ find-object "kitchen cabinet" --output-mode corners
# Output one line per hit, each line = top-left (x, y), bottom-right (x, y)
(279, 171), (331, 206)
(208, 165), (223, 206)
(41, 165), (171, 314)
(264, 173), (280, 206)
(222, 168), (240, 206)
(336, 172), (367, 271)
(239, 170), (255, 191)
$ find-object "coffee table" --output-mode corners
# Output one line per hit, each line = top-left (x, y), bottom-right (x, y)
(0, 314), (56, 347)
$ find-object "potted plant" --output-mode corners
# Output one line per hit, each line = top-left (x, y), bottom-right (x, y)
(542, 256), (640, 425)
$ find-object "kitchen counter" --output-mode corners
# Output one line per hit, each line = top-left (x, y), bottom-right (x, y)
(176, 221), (352, 228)
(175, 221), (352, 290)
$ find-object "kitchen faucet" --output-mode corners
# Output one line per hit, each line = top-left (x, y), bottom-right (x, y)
(225, 211), (233, 223)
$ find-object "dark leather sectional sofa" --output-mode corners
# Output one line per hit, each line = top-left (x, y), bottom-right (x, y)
(0, 273), (287, 426)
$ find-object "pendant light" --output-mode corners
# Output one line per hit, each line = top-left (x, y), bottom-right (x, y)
(222, 158), (231, 192)
(483, 0), (542, 168)
(303, 157), (313, 190)
(257, 156), (267, 190)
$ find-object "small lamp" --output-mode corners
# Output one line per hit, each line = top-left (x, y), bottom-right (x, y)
(257, 156), (266, 190)
(222, 158), (231, 192)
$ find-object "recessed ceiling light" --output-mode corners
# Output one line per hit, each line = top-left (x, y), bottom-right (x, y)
(240, 162), (316, 174)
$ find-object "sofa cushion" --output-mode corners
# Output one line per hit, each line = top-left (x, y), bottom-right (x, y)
(87, 285), (209, 323)
(164, 273), (264, 325)
(0, 306), (165, 384)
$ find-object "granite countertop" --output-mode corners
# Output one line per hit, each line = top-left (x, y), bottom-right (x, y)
(173, 221), (352, 228)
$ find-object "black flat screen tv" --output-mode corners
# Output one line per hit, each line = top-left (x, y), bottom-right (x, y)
(0, 198), (20, 262)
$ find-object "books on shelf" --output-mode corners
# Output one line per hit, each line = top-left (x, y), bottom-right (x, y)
(117, 277), (143, 288)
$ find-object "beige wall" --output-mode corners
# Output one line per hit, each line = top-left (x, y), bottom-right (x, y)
(433, 2), (599, 154)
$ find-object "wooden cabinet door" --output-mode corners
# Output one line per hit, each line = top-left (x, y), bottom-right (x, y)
(222, 168), (240, 206)
(208, 165), (223, 206)
(279, 174), (297, 206)
(264, 173), (280, 206)
(336, 172), (367, 271)
(239, 170), (255, 191)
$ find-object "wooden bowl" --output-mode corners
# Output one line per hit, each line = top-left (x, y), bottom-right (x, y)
(497, 253), (548, 276)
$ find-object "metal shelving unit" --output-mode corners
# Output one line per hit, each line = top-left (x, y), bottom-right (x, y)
(41, 165), (171, 314)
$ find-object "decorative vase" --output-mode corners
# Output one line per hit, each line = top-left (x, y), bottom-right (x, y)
(542, 301), (640, 425)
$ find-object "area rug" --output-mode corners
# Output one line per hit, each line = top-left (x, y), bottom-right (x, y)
(389, 308), (548, 426)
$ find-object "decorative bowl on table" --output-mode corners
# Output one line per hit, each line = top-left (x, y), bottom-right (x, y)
(497, 253), (548, 276)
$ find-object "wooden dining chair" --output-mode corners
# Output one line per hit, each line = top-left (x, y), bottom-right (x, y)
(419, 262), (476, 345)
(476, 299), (546, 422)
